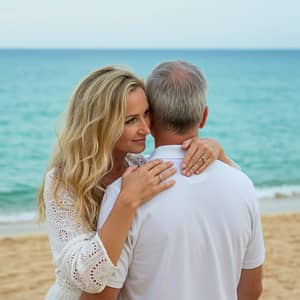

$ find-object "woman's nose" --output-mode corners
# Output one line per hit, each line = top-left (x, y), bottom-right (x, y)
(138, 119), (151, 135)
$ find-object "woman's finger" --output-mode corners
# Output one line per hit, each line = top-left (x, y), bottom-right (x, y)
(184, 149), (209, 174)
(182, 143), (202, 170)
(181, 138), (193, 150)
(185, 159), (203, 176)
(186, 151), (215, 176)
(153, 179), (176, 194)
(157, 167), (177, 182)
(195, 157), (213, 174)
(159, 179), (176, 190)
(141, 159), (163, 171)
(149, 161), (174, 177)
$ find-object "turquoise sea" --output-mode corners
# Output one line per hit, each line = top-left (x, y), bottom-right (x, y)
(1, 49), (300, 222)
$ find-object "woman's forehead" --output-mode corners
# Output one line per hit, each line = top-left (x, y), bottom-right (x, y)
(126, 88), (149, 114)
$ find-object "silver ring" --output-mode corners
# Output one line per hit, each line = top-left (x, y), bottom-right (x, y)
(200, 155), (206, 163)
(158, 173), (163, 183)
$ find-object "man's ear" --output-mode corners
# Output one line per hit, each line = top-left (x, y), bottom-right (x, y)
(199, 106), (208, 128)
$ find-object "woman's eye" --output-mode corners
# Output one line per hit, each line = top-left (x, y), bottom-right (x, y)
(144, 109), (150, 117)
(125, 118), (136, 124)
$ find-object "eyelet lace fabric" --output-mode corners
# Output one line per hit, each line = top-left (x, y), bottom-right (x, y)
(44, 154), (146, 299)
(126, 153), (147, 166)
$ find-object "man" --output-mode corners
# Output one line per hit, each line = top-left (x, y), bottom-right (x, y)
(88, 61), (265, 299)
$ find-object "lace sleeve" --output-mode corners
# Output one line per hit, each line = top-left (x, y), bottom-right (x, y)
(44, 169), (118, 293)
(126, 153), (147, 166)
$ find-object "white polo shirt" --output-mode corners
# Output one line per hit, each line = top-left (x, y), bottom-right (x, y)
(98, 145), (265, 300)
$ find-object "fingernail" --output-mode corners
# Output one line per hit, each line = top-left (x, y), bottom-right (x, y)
(182, 170), (186, 175)
(182, 163), (186, 168)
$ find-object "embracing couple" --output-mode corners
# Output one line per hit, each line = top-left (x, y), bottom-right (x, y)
(39, 61), (264, 300)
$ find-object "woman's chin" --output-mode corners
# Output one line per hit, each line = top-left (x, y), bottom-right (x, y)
(130, 144), (146, 154)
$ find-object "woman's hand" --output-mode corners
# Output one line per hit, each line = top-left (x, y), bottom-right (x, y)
(181, 137), (223, 176)
(120, 159), (177, 208)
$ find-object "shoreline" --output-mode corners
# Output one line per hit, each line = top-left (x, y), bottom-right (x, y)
(0, 221), (47, 238)
(2, 197), (300, 238)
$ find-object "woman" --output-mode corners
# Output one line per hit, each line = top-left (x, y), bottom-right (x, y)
(38, 66), (234, 299)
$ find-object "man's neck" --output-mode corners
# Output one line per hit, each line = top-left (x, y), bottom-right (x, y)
(154, 128), (199, 148)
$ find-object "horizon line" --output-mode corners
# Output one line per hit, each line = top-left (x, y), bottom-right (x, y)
(0, 47), (300, 51)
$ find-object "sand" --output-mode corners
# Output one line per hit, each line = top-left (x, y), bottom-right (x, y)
(0, 214), (300, 299)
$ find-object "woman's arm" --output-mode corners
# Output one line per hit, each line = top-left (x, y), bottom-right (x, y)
(44, 170), (117, 294)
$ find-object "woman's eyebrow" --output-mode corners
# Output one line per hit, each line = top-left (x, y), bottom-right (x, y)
(125, 114), (138, 118)
(125, 107), (149, 118)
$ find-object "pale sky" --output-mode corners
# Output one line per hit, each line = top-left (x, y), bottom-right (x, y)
(1, 0), (299, 49)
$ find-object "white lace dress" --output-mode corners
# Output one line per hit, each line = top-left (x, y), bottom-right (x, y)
(44, 154), (146, 300)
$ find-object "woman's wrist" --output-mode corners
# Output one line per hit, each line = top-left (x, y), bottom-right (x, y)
(219, 150), (233, 165)
(115, 191), (139, 213)
(217, 147), (225, 160)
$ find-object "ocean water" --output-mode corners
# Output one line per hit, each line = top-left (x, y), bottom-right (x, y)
(0, 49), (300, 222)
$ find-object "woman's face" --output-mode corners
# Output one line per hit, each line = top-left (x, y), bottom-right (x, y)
(114, 87), (151, 155)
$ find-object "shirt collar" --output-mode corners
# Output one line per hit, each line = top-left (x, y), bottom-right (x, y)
(149, 145), (185, 160)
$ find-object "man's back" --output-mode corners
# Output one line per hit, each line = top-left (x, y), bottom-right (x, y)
(98, 145), (265, 300)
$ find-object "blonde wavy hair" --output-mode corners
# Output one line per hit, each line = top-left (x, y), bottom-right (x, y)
(38, 66), (145, 231)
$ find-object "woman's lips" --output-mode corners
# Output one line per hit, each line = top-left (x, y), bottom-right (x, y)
(132, 138), (146, 144)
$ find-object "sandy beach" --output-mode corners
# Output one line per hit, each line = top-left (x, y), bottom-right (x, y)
(1, 214), (300, 300)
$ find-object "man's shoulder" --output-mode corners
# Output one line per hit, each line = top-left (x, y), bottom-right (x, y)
(208, 161), (255, 193)
(212, 160), (252, 179)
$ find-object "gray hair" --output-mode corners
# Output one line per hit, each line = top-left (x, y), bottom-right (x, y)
(146, 61), (207, 134)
